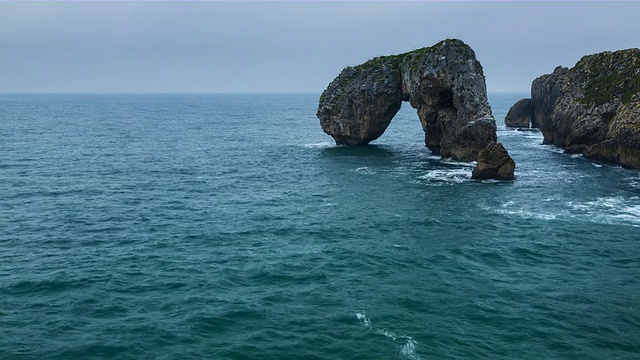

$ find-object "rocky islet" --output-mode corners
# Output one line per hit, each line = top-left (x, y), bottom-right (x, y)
(507, 48), (640, 168)
(316, 40), (640, 179)
(316, 39), (501, 163)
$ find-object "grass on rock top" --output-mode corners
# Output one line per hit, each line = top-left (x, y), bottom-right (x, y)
(352, 39), (466, 73)
(574, 49), (640, 106)
(319, 39), (472, 104)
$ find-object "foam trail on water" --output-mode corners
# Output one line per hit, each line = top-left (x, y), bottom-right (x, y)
(355, 312), (422, 360)
(417, 168), (470, 185)
(302, 141), (334, 149)
(352, 166), (376, 175)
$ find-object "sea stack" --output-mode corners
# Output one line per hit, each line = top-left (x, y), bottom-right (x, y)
(511, 48), (640, 168)
(504, 98), (532, 128)
(316, 39), (503, 163)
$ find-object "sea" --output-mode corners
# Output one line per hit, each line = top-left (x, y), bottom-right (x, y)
(1, 93), (639, 359)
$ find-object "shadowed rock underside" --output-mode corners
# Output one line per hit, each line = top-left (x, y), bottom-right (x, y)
(317, 39), (497, 162)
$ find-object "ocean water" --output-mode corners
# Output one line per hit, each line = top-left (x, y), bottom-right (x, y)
(1, 93), (639, 360)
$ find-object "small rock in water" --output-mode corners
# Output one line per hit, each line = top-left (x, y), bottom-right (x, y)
(471, 142), (516, 180)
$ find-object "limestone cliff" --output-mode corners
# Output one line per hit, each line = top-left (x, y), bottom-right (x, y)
(529, 48), (640, 168)
(317, 39), (497, 162)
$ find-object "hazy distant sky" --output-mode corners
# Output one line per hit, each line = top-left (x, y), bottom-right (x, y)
(1, 2), (639, 94)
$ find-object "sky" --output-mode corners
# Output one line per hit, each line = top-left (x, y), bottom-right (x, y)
(0, 1), (639, 94)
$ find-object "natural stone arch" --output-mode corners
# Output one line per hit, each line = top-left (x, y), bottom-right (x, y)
(316, 39), (497, 162)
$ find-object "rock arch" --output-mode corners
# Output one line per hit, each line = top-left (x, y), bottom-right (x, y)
(316, 39), (497, 162)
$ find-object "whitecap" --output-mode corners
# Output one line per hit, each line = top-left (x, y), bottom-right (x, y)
(352, 166), (376, 174)
(417, 168), (470, 185)
(569, 196), (640, 226)
(440, 159), (476, 167)
(355, 312), (371, 328)
(487, 201), (558, 221)
(494, 208), (558, 220)
(400, 338), (421, 360)
(543, 145), (566, 154)
(303, 141), (334, 149)
(629, 180), (640, 189)
(355, 312), (422, 360)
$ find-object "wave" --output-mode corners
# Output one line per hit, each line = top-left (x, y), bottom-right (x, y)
(302, 141), (334, 149)
(352, 166), (376, 175)
(569, 196), (640, 226)
(355, 312), (422, 360)
(416, 168), (470, 185)
(493, 207), (558, 221)
(439, 159), (476, 167)
(490, 197), (640, 226)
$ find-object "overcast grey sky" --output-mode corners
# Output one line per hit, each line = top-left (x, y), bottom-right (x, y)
(0, 2), (638, 94)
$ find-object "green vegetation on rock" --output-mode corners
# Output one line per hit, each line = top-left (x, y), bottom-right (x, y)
(573, 49), (640, 106)
(351, 39), (461, 74)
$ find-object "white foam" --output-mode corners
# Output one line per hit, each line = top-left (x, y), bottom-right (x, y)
(544, 145), (566, 154)
(355, 312), (371, 328)
(489, 195), (640, 227)
(440, 159), (476, 167)
(303, 141), (334, 149)
(400, 339), (421, 360)
(592, 163), (603, 168)
(352, 166), (376, 174)
(494, 208), (558, 220)
(569, 196), (640, 226)
(630, 180), (640, 189)
(355, 312), (422, 360)
(417, 168), (470, 185)
(425, 155), (475, 167)
(488, 201), (558, 221)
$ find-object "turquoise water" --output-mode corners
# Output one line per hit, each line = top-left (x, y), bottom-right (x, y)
(1, 93), (639, 359)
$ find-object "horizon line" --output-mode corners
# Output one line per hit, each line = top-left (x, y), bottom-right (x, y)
(0, 90), (530, 95)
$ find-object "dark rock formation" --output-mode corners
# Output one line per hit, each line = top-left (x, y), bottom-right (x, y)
(471, 142), (515, 180)
(531, 66), (569, 132)
(505, 98), (532, 128)
(530, 49), (640, 168)
(317, 39), (497, 162)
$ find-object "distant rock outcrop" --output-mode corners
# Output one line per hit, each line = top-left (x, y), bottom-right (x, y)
(529, 49), (640, 168)
(471, 142), (515, 180)
(317, 39), (499, 162)
(505, 98), (532, 128)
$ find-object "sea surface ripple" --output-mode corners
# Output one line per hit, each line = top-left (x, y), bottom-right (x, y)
(1, 94), (639, 359)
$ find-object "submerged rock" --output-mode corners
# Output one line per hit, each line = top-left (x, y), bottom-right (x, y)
(505, 98), (532, 128)
(317, 39), (498, 162)
(471, 142), (515, 180)
(530, 48), (640, 168)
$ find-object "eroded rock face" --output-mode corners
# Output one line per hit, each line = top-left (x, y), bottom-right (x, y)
(471, 142), (515, 180)
(317, 39), (497, 162)
(505, 98), (532, 128)
(531, 49), (640, 168)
